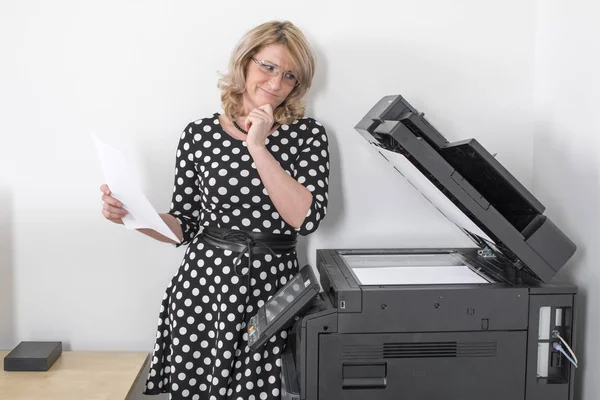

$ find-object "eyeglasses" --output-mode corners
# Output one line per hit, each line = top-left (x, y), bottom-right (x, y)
(251, 58), (300, 87)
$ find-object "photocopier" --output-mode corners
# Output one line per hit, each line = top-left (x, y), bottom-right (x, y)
(280, 95), (579, 400)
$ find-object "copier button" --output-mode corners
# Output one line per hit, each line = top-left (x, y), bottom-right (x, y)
(481, 319), (489, 330)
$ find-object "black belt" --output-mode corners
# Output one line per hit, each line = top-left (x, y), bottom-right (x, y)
(199, 227), (298, 310)
(200, 226), (297, 255)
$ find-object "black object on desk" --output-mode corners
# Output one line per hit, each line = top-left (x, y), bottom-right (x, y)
(4, 341), (62, 371)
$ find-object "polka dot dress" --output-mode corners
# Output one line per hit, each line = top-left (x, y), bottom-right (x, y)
(143, 113), (330, 400)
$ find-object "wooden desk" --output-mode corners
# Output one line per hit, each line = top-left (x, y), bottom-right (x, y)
(0, 351), (149, 400)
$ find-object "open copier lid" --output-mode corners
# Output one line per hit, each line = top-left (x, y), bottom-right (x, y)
(354, 94), (576, 283)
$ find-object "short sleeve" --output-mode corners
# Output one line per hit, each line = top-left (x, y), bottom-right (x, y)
(293, 119), (330, 236)
(167, 123), (202, 247)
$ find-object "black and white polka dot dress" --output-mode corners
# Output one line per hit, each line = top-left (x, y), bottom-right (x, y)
(143, 113), (330, 400)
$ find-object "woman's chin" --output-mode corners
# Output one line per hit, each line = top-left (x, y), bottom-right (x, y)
(261, 99), (280, 109)
(246, 92), (282, 110)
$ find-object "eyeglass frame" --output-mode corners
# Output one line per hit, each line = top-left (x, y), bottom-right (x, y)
(250, 57), (300, 87)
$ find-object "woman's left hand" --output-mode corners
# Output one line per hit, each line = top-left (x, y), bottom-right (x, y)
(245, 104), (274, 150)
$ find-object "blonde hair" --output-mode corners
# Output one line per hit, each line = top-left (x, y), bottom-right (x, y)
(217, 21), (316, 125)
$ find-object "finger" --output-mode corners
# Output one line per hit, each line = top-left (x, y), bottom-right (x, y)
(252, 106), (270, 115)
(108, 218), (124, 225)
(103, 202), (128, 216)
(101, 193), (123, 208)
(258, 104), (273, 115)
(253, 107), (274, 122)
(102, 207), (126, 221)
(244, 116), (253, 132)
(245, 109), (271, 130)
(100, 184), (111, 195)
(249, 109), (270, 123)
(248, 111), (266, 121)
(103, 202), (128, 215)
(102, 208), (115, 220)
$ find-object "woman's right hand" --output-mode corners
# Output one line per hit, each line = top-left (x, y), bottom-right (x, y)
(100, 184), (127, 224)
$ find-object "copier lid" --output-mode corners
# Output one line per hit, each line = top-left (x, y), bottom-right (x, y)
(354, 95), (576, 283)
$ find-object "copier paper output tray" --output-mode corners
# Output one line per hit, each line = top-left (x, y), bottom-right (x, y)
(282, 95), (578, 400)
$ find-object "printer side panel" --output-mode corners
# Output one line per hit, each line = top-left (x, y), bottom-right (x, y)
(526, 293), (577, 400)
(318, 331), (527, 400)
(295, 307), (337, 400)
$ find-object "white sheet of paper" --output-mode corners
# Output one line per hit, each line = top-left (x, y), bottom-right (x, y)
(93, 135), (180, 243)
(351, 265), (489, 285)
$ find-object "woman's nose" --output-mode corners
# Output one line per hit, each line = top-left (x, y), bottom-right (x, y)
(267, 74), (283, 90)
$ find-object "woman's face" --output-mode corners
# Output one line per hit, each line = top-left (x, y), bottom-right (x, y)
(241, 43), (298, 114)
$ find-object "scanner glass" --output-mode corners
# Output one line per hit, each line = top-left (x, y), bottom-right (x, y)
(342, 253), (491, 285)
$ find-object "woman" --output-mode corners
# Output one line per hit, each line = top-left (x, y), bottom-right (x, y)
(100, 20), (329, 399)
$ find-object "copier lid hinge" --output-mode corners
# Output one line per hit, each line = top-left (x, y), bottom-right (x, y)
(477, 247), (496, 259)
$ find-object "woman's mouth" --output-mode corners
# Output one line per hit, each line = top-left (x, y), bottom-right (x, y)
(260, 88), (278, 98)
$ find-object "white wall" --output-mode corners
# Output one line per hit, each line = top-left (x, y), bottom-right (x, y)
(0, 18), (16, 345)
(0, 179), (15, 350)
(533, 1), (600, 399)
(0, 0), (539, 395)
